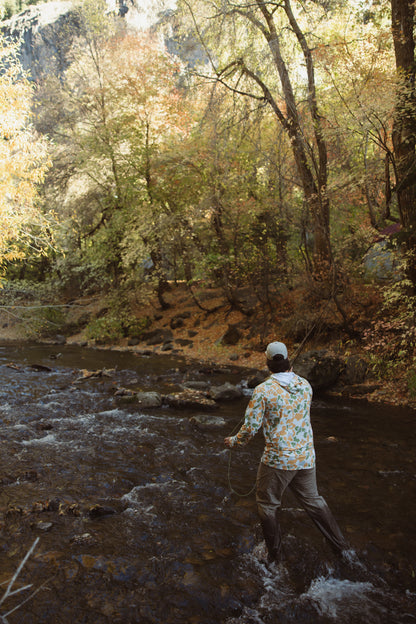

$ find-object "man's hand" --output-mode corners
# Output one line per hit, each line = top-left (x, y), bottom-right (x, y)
(224, 437), (232, 448)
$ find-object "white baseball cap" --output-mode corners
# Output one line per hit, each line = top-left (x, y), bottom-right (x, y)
(265, 341), (288, 360)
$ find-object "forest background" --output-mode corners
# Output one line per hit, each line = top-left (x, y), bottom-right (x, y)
(0, 0), (415, 405)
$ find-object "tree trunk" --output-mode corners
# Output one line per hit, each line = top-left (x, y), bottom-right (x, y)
(391, 0), (416, 288)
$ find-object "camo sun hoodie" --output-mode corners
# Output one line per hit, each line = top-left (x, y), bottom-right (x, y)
(228, 372), (315, 470)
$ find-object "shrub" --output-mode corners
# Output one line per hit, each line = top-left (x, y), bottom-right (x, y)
(86, 317), (124, 344)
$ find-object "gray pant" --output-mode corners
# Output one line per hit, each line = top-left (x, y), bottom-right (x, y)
(256, 462), (348, 561)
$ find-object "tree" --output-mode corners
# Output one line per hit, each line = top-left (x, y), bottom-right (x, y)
(38, 2), (194, 303)
(0, 35), (50, 273)
(390, 0), (416, 288)
(179, 0), (334, 273)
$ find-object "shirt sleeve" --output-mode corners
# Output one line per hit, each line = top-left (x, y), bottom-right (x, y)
(228, 387), (265, 447)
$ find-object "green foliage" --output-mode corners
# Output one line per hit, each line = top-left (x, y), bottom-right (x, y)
(407, 368), (416, 398)
(363, 256), (416, 375)
(1, 0), (47, 19)
(85, 312), (151, 343)
(85, 316), (124, 344)
(23, 305), (66, 338)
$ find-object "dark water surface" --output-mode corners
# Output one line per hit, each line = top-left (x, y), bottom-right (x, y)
(0, 342), (414, 623)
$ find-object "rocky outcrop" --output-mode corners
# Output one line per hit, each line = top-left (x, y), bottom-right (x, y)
(1, 0), (201, 83)
(2, 2), (78, 80)
(293, 350), (344, 391)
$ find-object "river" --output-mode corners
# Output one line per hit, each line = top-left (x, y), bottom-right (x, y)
(0, 342), (414, 623)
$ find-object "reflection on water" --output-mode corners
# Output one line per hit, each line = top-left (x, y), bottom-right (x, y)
(0, 342), (414, 623)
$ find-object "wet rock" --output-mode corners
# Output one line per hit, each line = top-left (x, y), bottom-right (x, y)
(182, 381), (211, 391)
(75, 368), (114, 382)
(189, 414), (227, 431)
(87, 504), (117, 519)
(36, 422), (53, 431)
(54, 334), (67, 345)
(35, 521), (53, 532)
(70, 532), (98, 547)
(209, 382), (243, 401)
(136, 392), (162, 408)
(246, 371), (268, 388)
(164, 389), (218, 410)
(293, 350), (343, 391)
(59, 502), (81, 517)
(30, 363), (52, 372)
(114, 387), (136, 397)
(46, 497), (61, 512)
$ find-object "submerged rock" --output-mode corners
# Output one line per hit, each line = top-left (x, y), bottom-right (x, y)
(87, 504), (117, 519)
(181, 381), (211, 391)
(189, 414), (227, 431)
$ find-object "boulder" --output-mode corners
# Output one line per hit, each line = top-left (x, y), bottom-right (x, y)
(189, 414), (227, 431)
(340, 355), (368, 385)
(209, 382), (243, 401)
(164, 389), (218, 410)
(293, 350), (343, 391)
(219, 325), (241, 346)
(142, 328), (173, 345)
(136, 392), (162, 408)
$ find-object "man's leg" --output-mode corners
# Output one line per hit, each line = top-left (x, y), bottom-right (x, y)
(288, 467), (348, 553)
(256, 463), (294, 562)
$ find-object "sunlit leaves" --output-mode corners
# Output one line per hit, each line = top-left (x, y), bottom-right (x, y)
(0, 36), (50, 266)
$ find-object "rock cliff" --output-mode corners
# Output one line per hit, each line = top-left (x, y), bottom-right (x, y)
(1, 0), (181, 81)
(1, 2), (77, 80)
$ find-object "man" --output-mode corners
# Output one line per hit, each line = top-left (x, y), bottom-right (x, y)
(224, 341), (348, 564)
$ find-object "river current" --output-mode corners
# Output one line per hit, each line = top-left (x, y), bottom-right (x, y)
(0, 342), (414, 623)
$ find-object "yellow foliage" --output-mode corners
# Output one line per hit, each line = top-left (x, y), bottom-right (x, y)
(0, 36), (51, 265)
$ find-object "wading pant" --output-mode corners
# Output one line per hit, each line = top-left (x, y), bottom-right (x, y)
(256, 462), (348, 562)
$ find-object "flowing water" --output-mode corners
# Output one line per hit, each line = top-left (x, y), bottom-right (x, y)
(0, 342), (414, 623)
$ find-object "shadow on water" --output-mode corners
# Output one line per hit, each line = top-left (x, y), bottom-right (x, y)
(0, 342), (414, 622)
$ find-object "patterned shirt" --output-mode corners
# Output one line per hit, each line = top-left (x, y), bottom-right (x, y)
(229, 373), (315, 470)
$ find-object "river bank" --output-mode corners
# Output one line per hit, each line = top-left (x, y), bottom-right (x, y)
(0, 283), (415, 410)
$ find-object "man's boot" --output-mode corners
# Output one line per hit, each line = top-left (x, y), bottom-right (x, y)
(260, 516), (281, 563)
